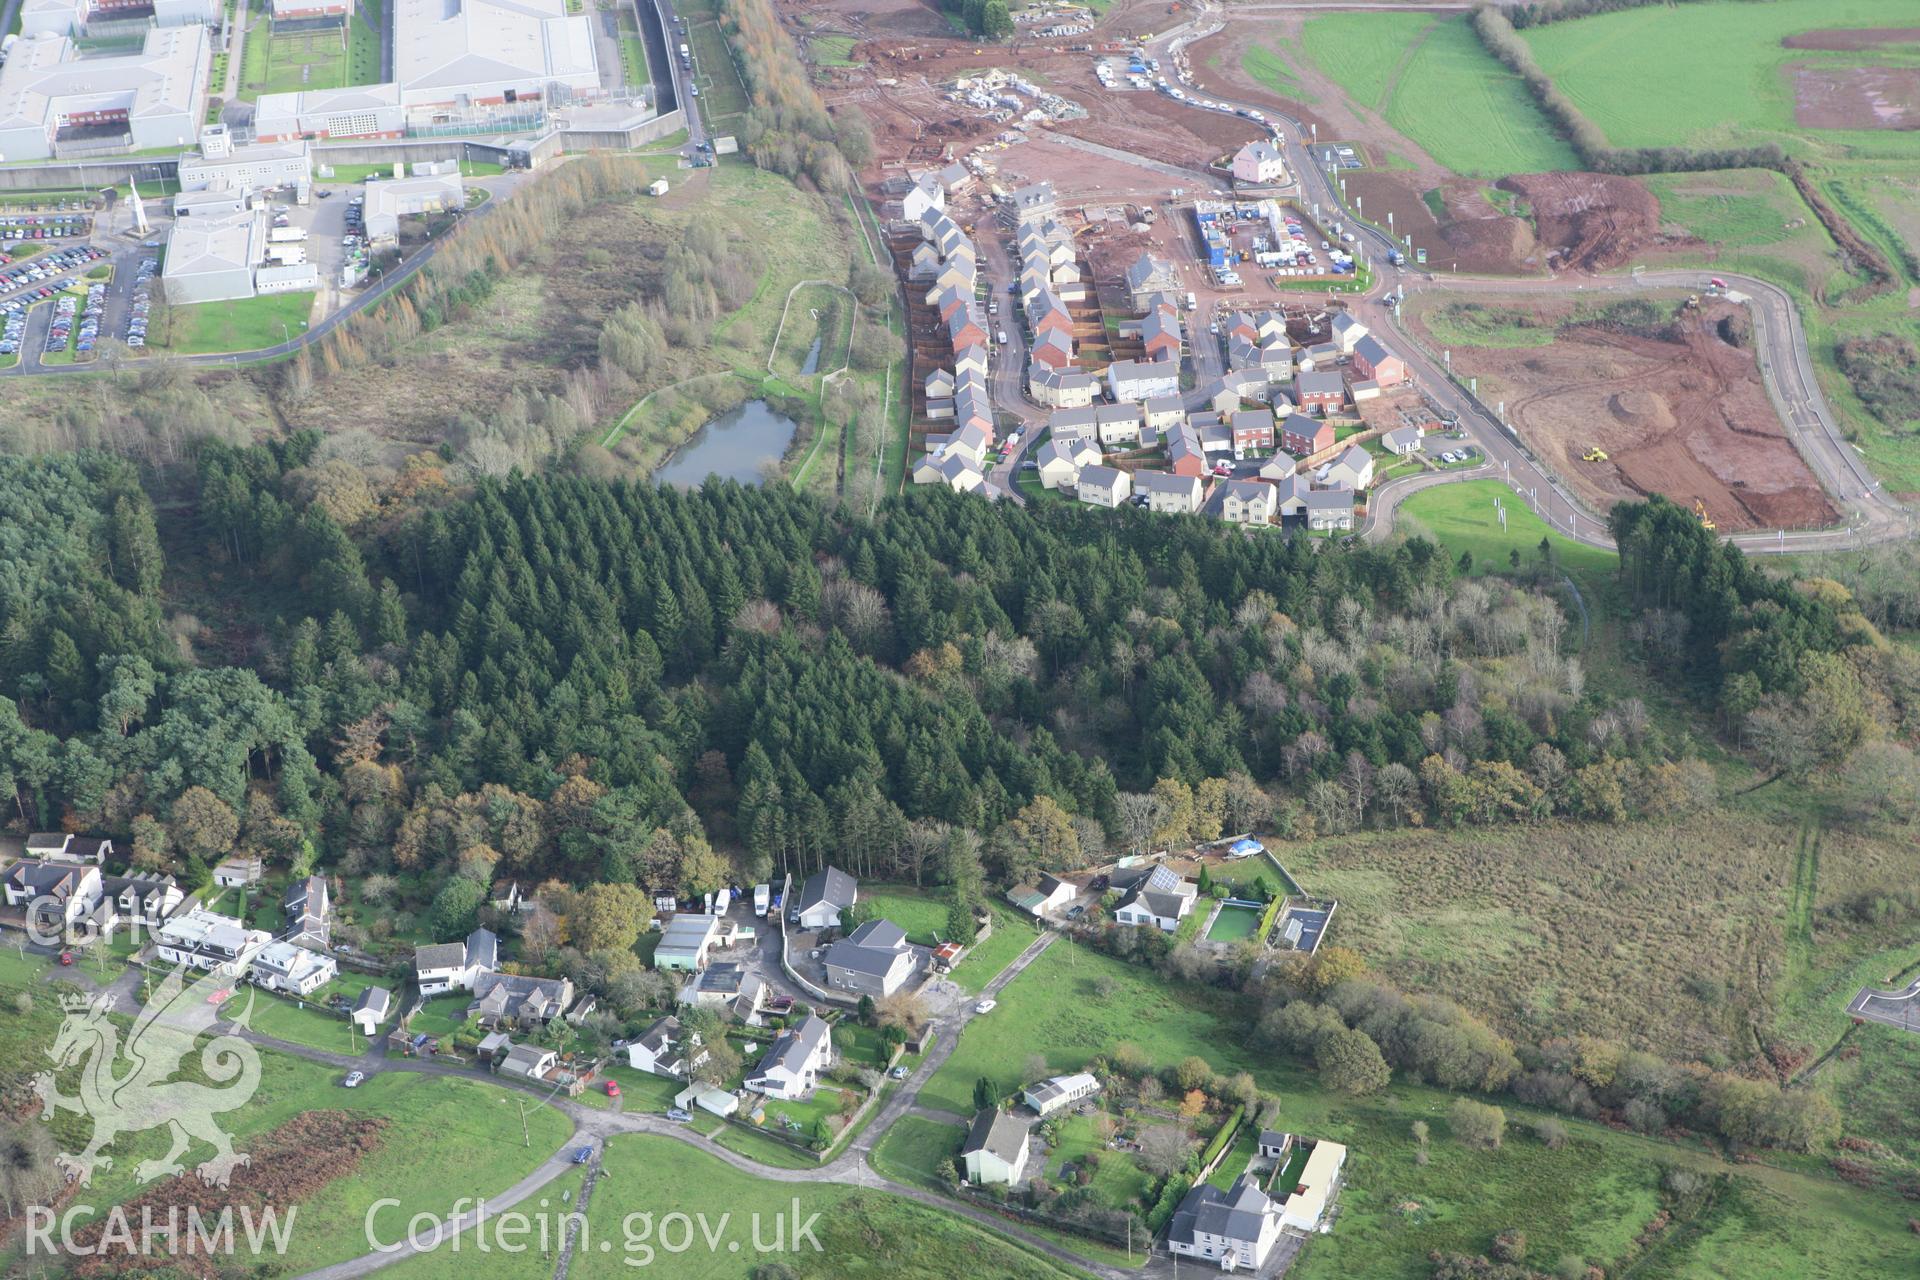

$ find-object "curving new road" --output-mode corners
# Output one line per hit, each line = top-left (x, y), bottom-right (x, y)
(1130, 5), (1911, 556)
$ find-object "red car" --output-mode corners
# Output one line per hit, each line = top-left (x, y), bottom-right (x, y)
(604, 1080), (620, 1098)
(57, 951), (73, 966)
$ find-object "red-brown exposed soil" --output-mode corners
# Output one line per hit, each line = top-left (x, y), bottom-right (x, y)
(1501, 172), (1673, 271)
(68, 1111), (389, 1278)
(1792, 64), (1920, 130)
(1420, 299), (1836, 531)
(1782, 27), (1920, 51)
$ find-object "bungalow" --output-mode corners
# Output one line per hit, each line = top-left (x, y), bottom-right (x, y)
(1142, 395), (1185, 435)
(413, 927), (499, 995)
(497, 1043), (559, 1084)
(469, 972), (575, 1028)
(1136, 469), (1205, 516)
(1023, 1072), (1102, 1117)
(1107, 357), (1180, 404)
(1350, 333), (1407, 387)
(1168, 1174), (1286, 1271)
(655, 912), (722, 972)
(1112, 865), (1198, 931)
(1230, 408), (1275, 453)
(250, 938), (336, 997)
(961, 1108), (1032, 1186)
(1036, 436), (1101, 490)
(1166, 421), (1206, 478)
(1296, 370), (1346, 416)
(212, 856), (263, 888)
(1231, 139), (1287, 185)
(824, 919), (918, 998)
(25, 833), (110, 865)
(792, 866), (858, 930)
(1006, 874), (1075, 918)
(1076, 464), (1133, 508)
(155, 908), (270, 974)
(351, 986), (394, 1034)
(628, 1015), (708, 1079)
(745, 1012), (832, 1100)
(1306, 486), (1356, 531)
(1324, 443), (1375, 491)
(1124, 252), (1180, 308)
(1279, 1141), (1348, 1232)
(1329, 310), (1368, 353)
(1382, 425), (1424, 456)
(1280, 412), (1335, 456)
(1220, 478), (1277, 525)
(1030, 367), (1099, 408)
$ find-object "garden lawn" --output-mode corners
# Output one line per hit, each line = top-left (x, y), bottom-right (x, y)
(858, 886), (955, 946)
(1394, 479), (1618, 584)
(1522, 0), (1920, 160)
(870, 1114), (965, 1189)
(576, 1063), (682, 1113)
(155, 291), (313, 355)
(1047, 1112), (1152, 1213)
(568, 1134), (1087, 1280)
(404, 995), (471, 1039)
(922, 942), (1251, 1115)
(232, 970), (392, 1052)
(947, 902), (1045, 993)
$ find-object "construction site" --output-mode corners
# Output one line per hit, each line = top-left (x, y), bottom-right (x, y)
(1407, 292), (1838, 532)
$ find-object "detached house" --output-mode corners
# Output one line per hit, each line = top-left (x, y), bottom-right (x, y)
(25, 833), (110, 865)
(1076, 464), (1132, 509)
(468, 972), (576, 1029)
(1112, 865), (1198, 931)
(1383, 425), (1425, 456)
(961, 1108), (1032, 1186)
(1231, 139), (1287, 185)
(1329, 310), (1368, 353)
(283, 874), (330, 947)
(1030, 367), (1098, 409)
(1323, 443), (1375, 491)
(746, 1012), (832, 1101)
(1306, 486), (1356, 531)
(1280, 412), (1335, 456)
(2, 861), (102, 935)
(1167, 1174), (1286, 1271)
(1166, 420), (1206, 478)
(1036, 435), (1102, 490)
(1230, 409), (1275, 453)
(823, 919), (918, 998)
(1124, 252), (1180, 308)
(1136, 469), (1205, 516)
(413, 927), (499, 995)
(1296, 370), (1346, 416)
(1220, 478), (1277, 525)
(1006, 874), (1075, 918)
(1350, 334), (1407, 387)
(251, 938), (337, 997)
(792, 867), (858, 930)
(627, 1015), (708, 1079)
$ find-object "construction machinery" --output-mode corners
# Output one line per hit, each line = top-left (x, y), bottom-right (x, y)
(1582, 447), (1609, 462)
(1693, 498), (1715, 530)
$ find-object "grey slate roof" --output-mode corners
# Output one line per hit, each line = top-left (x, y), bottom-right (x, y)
(1168, 1174), (1276, 1248)
(755, 1012), (829, 1077)
(797, 867), (857, 914)
(963, 1107), (1029, 1165)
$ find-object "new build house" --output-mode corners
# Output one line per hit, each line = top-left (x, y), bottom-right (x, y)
(792, 867), (857, 930)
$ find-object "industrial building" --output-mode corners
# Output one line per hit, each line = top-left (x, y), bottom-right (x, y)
(178, 125), (314, 202)
(391, 0), (598, 112)
(0, 26), (209, 163)
(162, 202), (318, 304)
(362, 170), (464, 244)
(18, 0), (218, 37)
(253, 84), (406, 143)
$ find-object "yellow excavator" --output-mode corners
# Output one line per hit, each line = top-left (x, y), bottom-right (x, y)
(1694, 498), (1716, 531)
(1582, 447), (1609, 463)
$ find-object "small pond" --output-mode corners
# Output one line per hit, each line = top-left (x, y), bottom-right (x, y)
(652, 399), (798, 488)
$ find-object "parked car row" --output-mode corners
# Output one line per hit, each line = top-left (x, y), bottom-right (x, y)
(0, 308), (24, 357)
(0, 244), (104, 299)
(45, 292), (80, 355)
(0, 214), (89, 243)
(125, 256), (159, 349)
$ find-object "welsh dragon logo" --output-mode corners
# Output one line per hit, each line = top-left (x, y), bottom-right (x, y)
(34, 960), (264, 1188)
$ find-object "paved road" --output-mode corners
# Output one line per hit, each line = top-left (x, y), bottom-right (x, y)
(1137, 3), (1909, 556)
(1848, 976), (1920, 1034)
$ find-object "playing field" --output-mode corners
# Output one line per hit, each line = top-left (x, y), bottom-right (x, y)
(1205, 903), (1263, 943)
(1521, 0), (1920, 159)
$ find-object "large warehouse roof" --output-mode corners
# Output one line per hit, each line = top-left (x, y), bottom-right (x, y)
(0, 26), (207, 138)
(392, 0), (597, 102)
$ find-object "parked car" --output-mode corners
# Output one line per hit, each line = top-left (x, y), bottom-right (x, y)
(572, 1147), (592, 1165)
(604, 1080), (621, 1098)
(888, 1065), (909, 1080)
(343, 1071), (365, 1088)
(974, 999), (997, 1015)
(666, 1108), (693, 1123)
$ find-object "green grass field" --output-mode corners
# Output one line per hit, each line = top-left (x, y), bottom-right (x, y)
(567, 1135), (1086, 1279)
(1394, 478), (1618, 582)
(1300, 11), (1435, 111)
(1382, 17), (1579, 177)
(381, 1167), (589, 1280)
(155, 291), (313, 355)
(870, 1113), (965, 1188)
(857, 886), (955, 946)
(681, 0), (750, 122)
(810, 34), (858, 67)
(1240, 42), (1312, 103)
(1521, 0), (1920, 161)
(947, 902), (1045, 994)
(771, 282), (852, 381)
(233, 970), (393, 1052)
